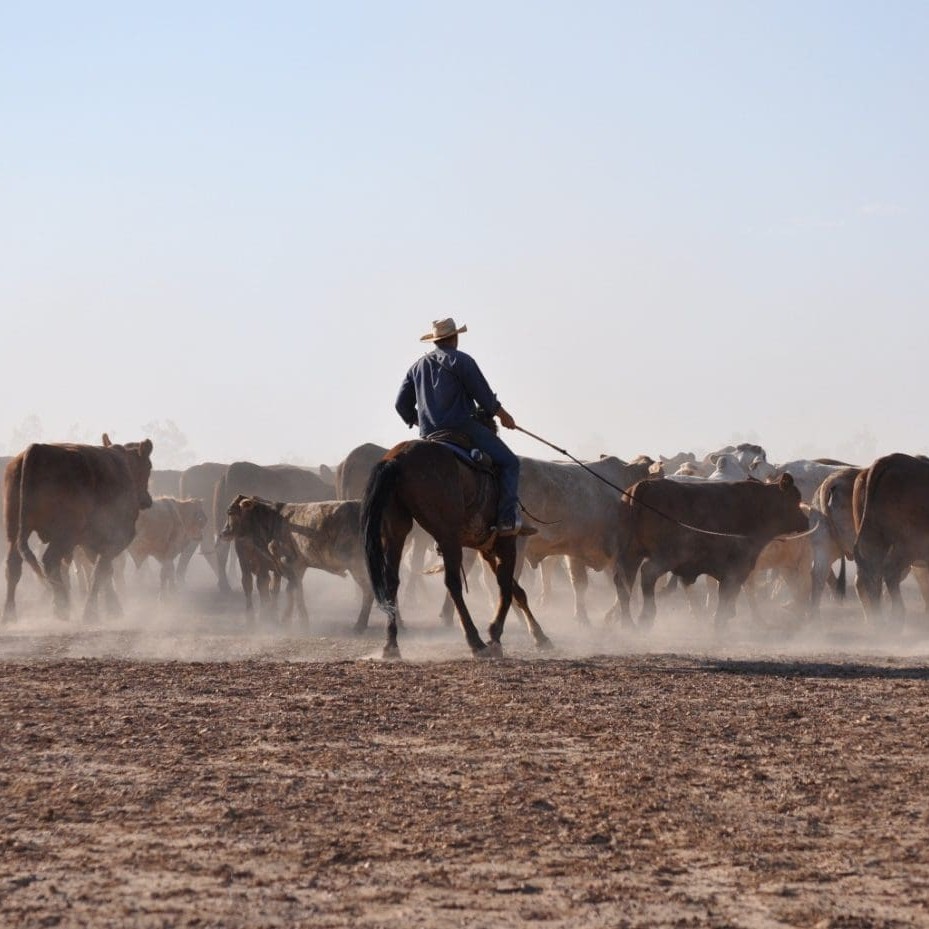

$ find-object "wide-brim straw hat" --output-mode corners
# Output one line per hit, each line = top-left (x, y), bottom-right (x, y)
(419, 318), (468, 342)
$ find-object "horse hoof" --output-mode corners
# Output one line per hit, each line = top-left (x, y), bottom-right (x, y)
(477, 641), (503, 659)
(535, 635), (554, 652)
(382, 644), (402, 661)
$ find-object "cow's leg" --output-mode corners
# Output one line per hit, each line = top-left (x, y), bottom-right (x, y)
(351, 569), (375, 634)
(215, 536), (233, 594)
(241, 572), (255, 621)
(638, 559), (664, 628)
(538, 557), (560, 608)
(175, 538), (199, 586)
(810, 552), (836, 617)
(713, 575), (742, 632)
(42, 542), (71, 621)
(102, 557), (123, 618)
(159, 558), (176, 602)
(4, 547), (23, 622)
(257, 570), (275, 623)
(744, 571), (762, 623)
(288, 571), (310, 628)
(854, 537), (885, 622)
(438, 540), (486, 656)
(912, 564), (929, 615)
(606, 563), (633, 627)
(884, 555), (909, 628)
(566, 557), (590, 625)
(238, 551), (255, 622)
(85, 555), (119, 623)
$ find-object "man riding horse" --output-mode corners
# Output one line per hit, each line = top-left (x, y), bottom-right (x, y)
(395, 318), (522, 536)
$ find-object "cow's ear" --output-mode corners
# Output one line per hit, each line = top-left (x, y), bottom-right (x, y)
(102, 433), (112, 447)
(778, 473), (795, 490)
(139, 439), (153, 458)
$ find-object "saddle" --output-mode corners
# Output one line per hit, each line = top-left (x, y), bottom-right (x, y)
(425, 430), (496, 475)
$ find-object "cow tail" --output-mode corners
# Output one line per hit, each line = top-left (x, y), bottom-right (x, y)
(854, 457), (890, 555)
(16, 445), (45, 580)
(361, 459), (401, 609)
(836, 556), (846, 600)
(212, 472), (227, 549)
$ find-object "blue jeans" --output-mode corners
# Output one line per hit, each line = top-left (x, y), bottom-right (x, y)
(454, 419), (520, 525)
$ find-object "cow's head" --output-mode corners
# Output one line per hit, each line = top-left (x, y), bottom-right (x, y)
(750, 455), (777, 481)
(773, 473), (808, 535)
(220, 494), (285, 554)
(179, 498), (208, 541)
(103, 434), (154, 510)
(220, 494), (252, 541)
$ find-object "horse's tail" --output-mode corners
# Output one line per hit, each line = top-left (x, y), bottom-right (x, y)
(361, 458), (402, 609)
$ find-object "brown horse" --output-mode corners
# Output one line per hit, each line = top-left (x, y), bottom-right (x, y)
(362, 439), (551, 659)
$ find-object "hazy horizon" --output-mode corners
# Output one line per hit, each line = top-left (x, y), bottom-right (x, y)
(3, 2), (927, 470)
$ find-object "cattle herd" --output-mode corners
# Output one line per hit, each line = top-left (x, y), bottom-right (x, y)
(2, 435), (928, 647)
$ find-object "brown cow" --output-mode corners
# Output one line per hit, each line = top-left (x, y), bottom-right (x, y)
(125, 497), (208, 598)
(853, 453), (929, 624)
(617, 475), (807, 629)
(212, 462), (333, 593)
(3, 435), (153, 622)
(217, 498), (290, 621)
(221, 495), (373, 630)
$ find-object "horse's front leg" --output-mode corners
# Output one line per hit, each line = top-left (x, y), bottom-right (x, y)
(439, 540), (486, 656)
(486, 539), (553, 652)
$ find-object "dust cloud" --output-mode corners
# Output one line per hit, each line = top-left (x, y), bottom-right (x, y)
(3, 547), (928, 667)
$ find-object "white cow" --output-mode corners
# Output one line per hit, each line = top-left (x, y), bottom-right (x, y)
(762, 460), (856, 504)
(668, 453), (752, 483)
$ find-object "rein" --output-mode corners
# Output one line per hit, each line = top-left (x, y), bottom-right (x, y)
(513, 425), (812, 543)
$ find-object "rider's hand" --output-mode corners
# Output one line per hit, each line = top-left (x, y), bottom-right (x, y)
(498, 407), (516, 430)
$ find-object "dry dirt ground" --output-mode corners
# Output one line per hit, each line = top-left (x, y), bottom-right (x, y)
(3, 571), (929, 928)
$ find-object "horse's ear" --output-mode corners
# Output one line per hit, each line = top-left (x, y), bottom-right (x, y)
(102, 433), (112, 447)
(241, 497), (256, 510)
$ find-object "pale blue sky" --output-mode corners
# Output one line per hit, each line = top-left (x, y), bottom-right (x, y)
(2, 2), (926, 468)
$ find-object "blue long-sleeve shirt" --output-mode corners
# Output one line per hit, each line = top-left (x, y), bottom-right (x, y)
(395, 347), (501, 437)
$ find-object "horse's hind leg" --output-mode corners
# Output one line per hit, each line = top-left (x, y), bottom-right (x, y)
(382, 512), (412, 659)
